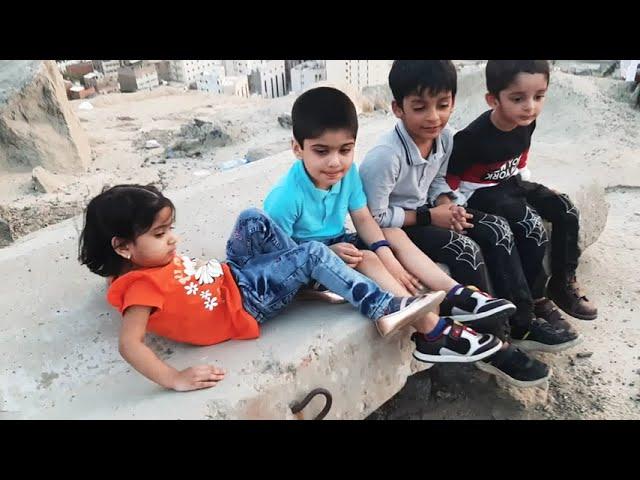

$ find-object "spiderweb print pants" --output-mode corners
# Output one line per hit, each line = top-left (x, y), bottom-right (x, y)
(404, 207), (535, 331)
(467, 175), (581, 300)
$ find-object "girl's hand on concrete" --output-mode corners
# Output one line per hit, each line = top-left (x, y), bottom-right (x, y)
(171, 365), (226, 392)
(329, 242), (364, 268)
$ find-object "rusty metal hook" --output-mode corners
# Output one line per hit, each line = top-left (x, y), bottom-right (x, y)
(290, 387), (332, 420)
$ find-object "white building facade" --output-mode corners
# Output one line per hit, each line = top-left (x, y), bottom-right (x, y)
(196, 65), (226, 94)
(169, 60), (223, 85)
(291, 60), (326, 94)
(325, 60), (392, 91)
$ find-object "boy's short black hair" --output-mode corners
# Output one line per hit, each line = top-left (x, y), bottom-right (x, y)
(78, 184), (175, 277)
(291, 86), (358, 147)
(486, 60), (550, 97)
(388, 60), (457, 106)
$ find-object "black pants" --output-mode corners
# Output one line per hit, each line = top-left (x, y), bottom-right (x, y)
(404, 208), (534, 332)
(467, 176), (581, 295)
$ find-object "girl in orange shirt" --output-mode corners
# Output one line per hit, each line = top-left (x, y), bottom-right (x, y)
(78, 184), (501, 392)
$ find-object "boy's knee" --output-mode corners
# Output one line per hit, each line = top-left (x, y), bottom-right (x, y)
(359, 249), (382, 267)
(305, 240), (330, 257)
(556, 193), (580, 223)
(237, 207), (267, 222)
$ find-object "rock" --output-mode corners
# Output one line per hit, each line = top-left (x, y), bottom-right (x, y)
(576, 351), (594, 359)
(78, 101), (93, 111)
(361, 84), (393, 112)
(0, 216), (12, 247)
(245, 141), (290, 162)
(0, 60), (91, 173)
(32, 166), (66, 193)
(277, 113), (292, 129)
(145, 139), (161, 149)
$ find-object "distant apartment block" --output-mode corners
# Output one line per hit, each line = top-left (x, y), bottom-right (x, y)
(93, 60), (122, 78)
(169, 60), (222, 86)
(196, 65), (227, 94)
(222, 76), (250, 97)
(247, 60), (286, 98)
(325, 60), (392, 91)
(285, 60), (306, 90)
(118, 64), (159, 92)
(291, 60), (326, 93)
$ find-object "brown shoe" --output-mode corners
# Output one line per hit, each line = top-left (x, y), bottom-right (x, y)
(547, 275), (598, 320)
(534, 298), (577, 333)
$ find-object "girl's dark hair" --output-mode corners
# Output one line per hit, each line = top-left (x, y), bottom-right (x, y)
(78, 184), (175, 277)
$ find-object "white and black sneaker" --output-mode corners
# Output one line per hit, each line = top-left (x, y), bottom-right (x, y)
(411, 318), (503, 363)
(297, 281), (347, 304)
(475, 345), (551, 388)
(439, 285), (516, 323)
(375, 291), (446, 337)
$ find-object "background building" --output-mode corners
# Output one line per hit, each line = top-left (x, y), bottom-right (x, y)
(291, 60), (326, 94)
(325, 60), (392, 91)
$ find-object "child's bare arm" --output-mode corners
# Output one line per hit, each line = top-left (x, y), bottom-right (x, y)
(350, 207), (422, 294)
(119, 306), (225, 392)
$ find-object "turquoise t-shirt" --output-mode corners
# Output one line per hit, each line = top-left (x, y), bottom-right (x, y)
(264, 160), (368, 243)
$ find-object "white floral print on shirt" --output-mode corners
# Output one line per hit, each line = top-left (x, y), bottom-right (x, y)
(176, 255), (224, 313)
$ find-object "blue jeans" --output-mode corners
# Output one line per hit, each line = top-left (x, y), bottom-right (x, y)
(319, 231), (368, 250)
(225, 208), (394, 323)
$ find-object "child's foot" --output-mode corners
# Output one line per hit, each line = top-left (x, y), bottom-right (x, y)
(534, 298), (577, 334)
(376, 291), (446, 337)
(475, 345), (551, 388)
(439, 285), (516, 323)
(297, 281), (347, 304)
(411, 318), (502, 363)
(547, 274), (597, 320)
(510, 317), (582, 353)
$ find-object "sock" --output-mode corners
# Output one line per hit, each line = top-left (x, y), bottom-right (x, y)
(446, 283), (464, 300)
(425, 317), (448, 339)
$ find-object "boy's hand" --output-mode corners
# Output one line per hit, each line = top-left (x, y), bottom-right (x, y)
(430, 204), (474, 233)
(384, 261), (423, 296)
(449, 205), (474, 233)
(171, 365), (225, 392)
(430, 204), (457, 230)
(329, 242), (364, 268)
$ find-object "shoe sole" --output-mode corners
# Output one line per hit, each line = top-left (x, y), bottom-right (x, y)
(376, 291), (446, 337)
(564, 311), (597, 321)
(475, 361), (552, 388)
(412, 339), (503, 363)
(510, 335), (583, 353)
(448, 303), (517, 323)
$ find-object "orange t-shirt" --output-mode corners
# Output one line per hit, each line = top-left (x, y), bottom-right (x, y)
(107, 254), (259, 345)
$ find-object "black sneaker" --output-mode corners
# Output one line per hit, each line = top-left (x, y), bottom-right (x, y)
(376, 291), (445, 337)
(411, 319), (502, 363)
(534, 298), (577, 334)
(297, 281), (347, 304)
(439, 285), (516, 323)
(475, 345), (551, 388)
(511, 317), (582, 353)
